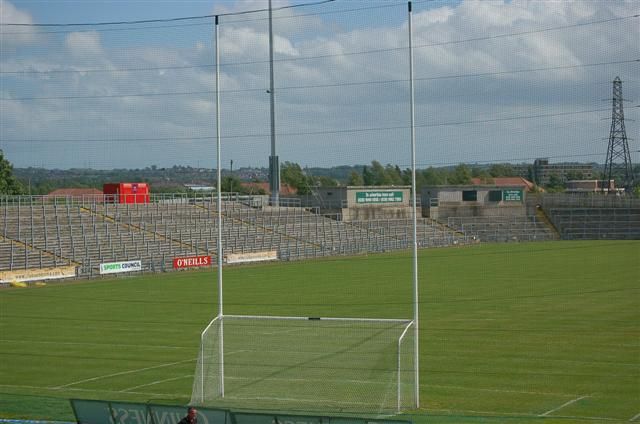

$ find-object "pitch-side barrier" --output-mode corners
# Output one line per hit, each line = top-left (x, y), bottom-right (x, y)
(70, 399), (413, 424)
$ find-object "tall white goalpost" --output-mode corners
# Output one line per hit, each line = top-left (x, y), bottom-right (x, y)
(191, 2), (420, 413)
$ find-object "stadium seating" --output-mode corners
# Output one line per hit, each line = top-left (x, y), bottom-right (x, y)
(5, 193), (636, 281)
(446, 215), (558, 242)
(546, 207), (640, 240)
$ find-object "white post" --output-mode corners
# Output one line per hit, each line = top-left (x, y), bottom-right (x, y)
(408, 1), (420, 408)
(214, 14), (225, 398)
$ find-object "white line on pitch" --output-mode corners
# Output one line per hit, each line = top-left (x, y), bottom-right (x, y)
(421, 382), (581, 397)
(629, 412), (640, 422)
(539, 395), (589, 416)
(0, 338), (190, 350)
(0, 383), (185, 398)
(121, 374), (193, 392)
(52, 358), (195, 389)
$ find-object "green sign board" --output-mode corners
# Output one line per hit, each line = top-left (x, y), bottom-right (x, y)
(355, 191), (403, 204)
(502, 189), (523, 202)
(71, 401), (412, 424)
(70, 399), (228, 424)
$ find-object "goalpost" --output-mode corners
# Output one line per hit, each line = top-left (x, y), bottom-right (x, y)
(191, 315), (416, 413)
(191, 2), (420, 414)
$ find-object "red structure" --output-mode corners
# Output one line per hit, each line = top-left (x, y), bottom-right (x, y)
(103, 183), (150, 204)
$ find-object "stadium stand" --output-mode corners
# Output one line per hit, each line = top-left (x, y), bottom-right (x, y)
(0, 194), (468, 278)
(540, 194), (640, 240)
(546, 207), (640, 240)
(2, 192), (637, 281)
(446, 215), (558, 242)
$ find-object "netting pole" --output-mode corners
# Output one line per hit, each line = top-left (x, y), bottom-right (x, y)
(408, 1), (420, 409)
(214, 14), (225, 399)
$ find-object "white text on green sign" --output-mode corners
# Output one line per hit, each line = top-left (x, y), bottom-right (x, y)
(356, 191), (403, 204)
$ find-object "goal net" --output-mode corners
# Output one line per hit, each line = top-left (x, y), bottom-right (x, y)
(191, 315), (416, 414)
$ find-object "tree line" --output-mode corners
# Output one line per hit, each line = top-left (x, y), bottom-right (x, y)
(2, 150), (638, 196)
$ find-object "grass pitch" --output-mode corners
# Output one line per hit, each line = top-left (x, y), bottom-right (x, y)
(0, 240), (638, 423)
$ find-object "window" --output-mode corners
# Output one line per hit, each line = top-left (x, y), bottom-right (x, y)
(462, 190), (477, 201)
(488, 190), (502, 202)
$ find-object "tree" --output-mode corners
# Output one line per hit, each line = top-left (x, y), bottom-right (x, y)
(488, 164), (515, 177)
(385, 164), (403, 185)
(347, 170), (363, 186)
(471, 166), (492, 183)
(0, 150), (23, 195)
(362, 166), (374, 186)
(370, 160), (391, 185)
(315, 175), (339, 187)
(422, 167), (446, 186)
(281, 161), (312, 195)
(221, 175), (243, 193)
(448, 164), (472, 185)
(546, 174), (565, 192)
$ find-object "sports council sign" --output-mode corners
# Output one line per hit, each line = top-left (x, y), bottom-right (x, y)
(355, 191), (403, 204)
(173, 255), (211, 269)
(99, 260), (142, 275)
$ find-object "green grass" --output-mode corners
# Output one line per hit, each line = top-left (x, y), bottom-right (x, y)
(0, 240), (638, 423)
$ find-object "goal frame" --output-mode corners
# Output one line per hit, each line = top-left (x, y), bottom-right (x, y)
(195, 314), (416, 412)
(207, 2), (421, 412)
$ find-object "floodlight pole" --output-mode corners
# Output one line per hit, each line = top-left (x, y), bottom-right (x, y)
(268, 0), (280, 206)
(408, 1), (420, 408)
(214, 14), (225, 398)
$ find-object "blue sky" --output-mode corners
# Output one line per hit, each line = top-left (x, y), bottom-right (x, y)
(1, 0), (638, 170)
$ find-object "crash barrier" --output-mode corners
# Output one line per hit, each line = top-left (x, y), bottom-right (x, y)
(69, 399), (412, 424)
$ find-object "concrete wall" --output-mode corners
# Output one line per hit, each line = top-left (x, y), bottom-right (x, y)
(422, 185), (528, 221)
(313, 186), (413, 221)
(341, 206), (414, 222)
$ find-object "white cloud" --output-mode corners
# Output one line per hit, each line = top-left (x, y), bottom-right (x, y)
(0, 0), (38, 48)
(0, 0), (638, 169)
(65, 31), (104, 57)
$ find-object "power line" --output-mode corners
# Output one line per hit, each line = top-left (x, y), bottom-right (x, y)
(0, 14), (636, 71)
(1, 55), (636, 77)
(0, 1), (405, 35)
(0, 1), (449, 35)
(0, 0), (335, 27)
(4, 106), (636, 145)
(1, 59), (636, 100)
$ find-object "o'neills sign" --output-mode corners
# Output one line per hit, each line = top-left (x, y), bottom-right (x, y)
(173, 255), (212, 269)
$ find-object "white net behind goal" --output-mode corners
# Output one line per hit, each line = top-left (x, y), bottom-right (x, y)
(191, 315), (416, 413)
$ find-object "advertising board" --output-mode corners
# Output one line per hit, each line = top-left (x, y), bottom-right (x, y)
(355, 191), (403, 204)
(71, 399), (228, 424)
(173, 255), (212, 269)
(226, 250), (278, 264)
(0, 265), (77, 283)
(99, 260), (142, 275)
(503, 189), (523, 202)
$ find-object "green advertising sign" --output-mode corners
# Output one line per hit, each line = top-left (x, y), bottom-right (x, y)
(71, 401), (412, 424)
(71, 400), (228, 424)
(502, 189), (523, 202)
(355, 191), (403, 204)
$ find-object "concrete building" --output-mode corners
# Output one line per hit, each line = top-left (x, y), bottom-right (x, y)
(422, 185), (527, 221)
(312, 186), (413, 221)
(531, 159), (595, 186)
